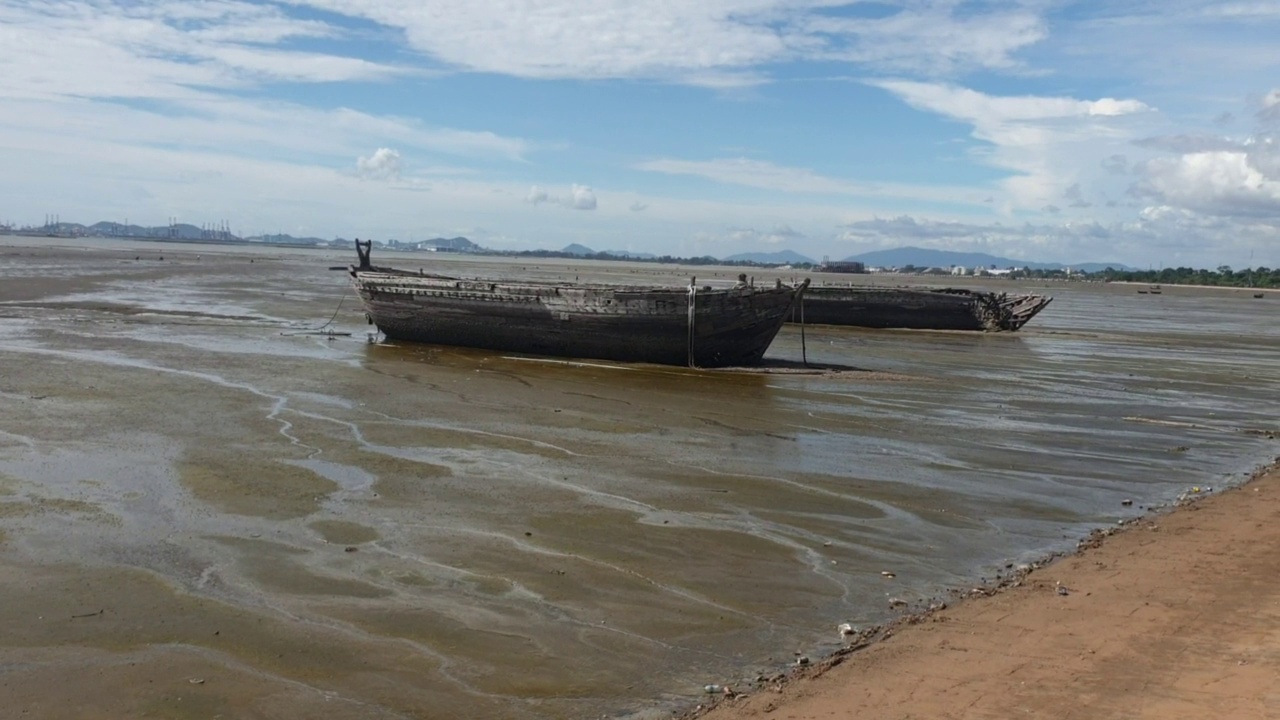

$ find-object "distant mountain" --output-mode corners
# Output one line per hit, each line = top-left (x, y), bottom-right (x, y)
(845, 246), (1132, 271)
(247, 233), (329, 245)
(562, 243), (595, 256)
(722, 250), (815, 265)
(420, 236), (480, 251)
(601, 249), (657, 259)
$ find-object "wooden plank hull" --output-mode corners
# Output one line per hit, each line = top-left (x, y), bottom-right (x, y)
(352, 269), (807, 367)
(795, 286), (1052, 332)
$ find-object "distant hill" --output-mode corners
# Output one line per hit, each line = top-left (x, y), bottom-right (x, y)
(562, 243), (595, 256)
(722, 250), (815, 265)
(247, 233), (329, 245)
(601, 249), (657, 259)
(420, 236), (480, 251)
(845, 246), (1132, 272)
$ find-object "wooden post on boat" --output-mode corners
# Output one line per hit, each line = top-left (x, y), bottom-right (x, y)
(355, 238), (372, 269)
(687, 277), (697, 368)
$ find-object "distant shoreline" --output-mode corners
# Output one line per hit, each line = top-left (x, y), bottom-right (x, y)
(1111, 280), (1275, 293)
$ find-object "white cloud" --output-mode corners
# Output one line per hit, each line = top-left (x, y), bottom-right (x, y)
(1134, 135), (1243, 154)
(636, 157), (992, 207)
(570, 184), (598, 210)
(871, 80), (1155, 211)
(357, 148), (402, 180)
(0, 1), (407, 101)
(525, 184), (597, 210)
(872, 80), (1152, 124)
(525, 186), (550, 205)
(691, 225), (808, 250)
(1133, 151), (1280, 218)
(798, 6), (1047, 75)
(284, 1), (1052, 84)
(639, 157), (863, 195)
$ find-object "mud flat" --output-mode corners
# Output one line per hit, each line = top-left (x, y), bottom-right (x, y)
(1, 238), (1277, 719)
(693, 462), (1280, 720)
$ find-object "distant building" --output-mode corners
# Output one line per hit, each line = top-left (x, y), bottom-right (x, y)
(818, 261), (866, 274)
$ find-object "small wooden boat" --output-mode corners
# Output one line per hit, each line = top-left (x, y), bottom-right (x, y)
(793, 285), (1052, 332)
(349, 241), (808, 367)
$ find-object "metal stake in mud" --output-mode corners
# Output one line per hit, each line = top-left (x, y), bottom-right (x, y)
(687, 277), (697, 368)
(800, 291), (807, 367)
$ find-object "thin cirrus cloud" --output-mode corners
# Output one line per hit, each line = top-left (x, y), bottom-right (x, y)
(635, 157), (994, 208)
(283, 0), (1049, 84)
(0, 0), (407, 100)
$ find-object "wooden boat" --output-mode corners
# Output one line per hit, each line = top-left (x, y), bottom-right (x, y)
(793, 285), (1052, 332)
(349, 241), (808, 367)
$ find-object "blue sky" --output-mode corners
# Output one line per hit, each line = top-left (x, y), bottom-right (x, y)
(1, 0), (1278, 267)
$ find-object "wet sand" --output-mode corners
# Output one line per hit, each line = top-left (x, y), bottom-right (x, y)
(1, 238), (1277, 719)
(694, 461), (1280, 719)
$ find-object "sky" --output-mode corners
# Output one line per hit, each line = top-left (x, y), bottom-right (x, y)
(1, 1), (1278, 267)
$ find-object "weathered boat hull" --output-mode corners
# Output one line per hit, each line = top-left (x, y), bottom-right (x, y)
(795, 286), (1052, 332)
(351, 266), (807, 368)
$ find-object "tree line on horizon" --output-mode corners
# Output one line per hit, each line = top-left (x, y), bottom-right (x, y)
(1088, 266), (1278, 288)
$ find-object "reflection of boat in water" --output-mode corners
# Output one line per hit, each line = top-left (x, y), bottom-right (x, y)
(349, 241), (808, 368)
(793, 286), (1052, 332)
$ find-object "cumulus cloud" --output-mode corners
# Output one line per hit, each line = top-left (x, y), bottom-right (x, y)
(1260, 89), (1280, 124)
(1132, 151), (1280, 218)
(870, 80), (1155, 211)
(525, 184), (597, 210)
(569, 184), (597, 210)
(357, 148), (402, 180)
(1133, 135), (1242, 154)
(525, 186), (550, 205)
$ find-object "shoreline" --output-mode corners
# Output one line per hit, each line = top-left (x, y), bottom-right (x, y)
(679, 456), (1280, 719)
(1109, 280), (1276, 293)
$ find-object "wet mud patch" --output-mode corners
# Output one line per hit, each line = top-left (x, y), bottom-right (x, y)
(330, 603), (657, 701)
(0, 495), (115, 525)
(213, 537), (392, 599)
(332, 450), (452, 505)
(0, 564), (478, 718)
(308, 519), (379, 545)
(358, 421), (583, 461)
(179, 452), (336, 520)
(515, 507), (838, 619)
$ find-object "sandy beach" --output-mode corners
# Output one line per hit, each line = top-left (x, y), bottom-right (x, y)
(693, 462), (1280, 720)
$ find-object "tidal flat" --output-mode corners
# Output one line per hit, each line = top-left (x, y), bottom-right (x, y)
(0, 236), (1276, 719)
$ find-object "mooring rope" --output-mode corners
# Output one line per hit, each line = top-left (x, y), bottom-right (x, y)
(281, 281), (351, 337)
